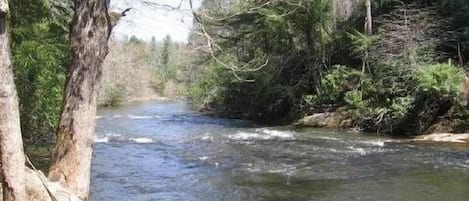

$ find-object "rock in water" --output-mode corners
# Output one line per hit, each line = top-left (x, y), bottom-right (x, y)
(295, 112), (351, 128)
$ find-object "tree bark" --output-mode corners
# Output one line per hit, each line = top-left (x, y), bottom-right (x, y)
(365, 0), (372, 35)
(0, 1), (27, 200)
(48, 0), (114, 200)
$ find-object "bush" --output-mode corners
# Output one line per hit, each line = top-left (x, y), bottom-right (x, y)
(318, 65), (365, 105)
(389, 63), (465, 135)
(101, 85), (126, 107)
(321, 66), (361, 99)
(415, 63), (464, 98)
(344, 90), (367, 109)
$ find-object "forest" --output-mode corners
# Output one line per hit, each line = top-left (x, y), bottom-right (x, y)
(187, 0), (469, 135)
(0, 0), (468, 201)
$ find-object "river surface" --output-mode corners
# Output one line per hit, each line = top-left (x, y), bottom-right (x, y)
(91, 100), (469, 201)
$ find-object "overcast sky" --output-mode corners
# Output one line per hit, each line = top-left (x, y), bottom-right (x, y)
(110, 0), (203, 42)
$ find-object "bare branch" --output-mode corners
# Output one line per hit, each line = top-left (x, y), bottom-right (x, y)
(142, 0), (192, 12)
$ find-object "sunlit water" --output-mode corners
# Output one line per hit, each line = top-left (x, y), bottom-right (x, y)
(91, 100), (469, 201)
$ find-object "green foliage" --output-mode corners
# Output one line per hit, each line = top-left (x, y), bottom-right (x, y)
(10, 0), (72, 144)
(25, 146), (52, 172)
(415, 63), (464, 98)
(188, 57), (294, 120)
(347, 29), (380, 74)
(128, 35), (144, 44)
(186, 0), (469, 134)
(389, 96), (415, 119)
(354, 63), (465, 134)
(347, 30), (376, 57)
(319, 65), (364, 104)
(344, 90), (367, 109)
(189, 0), (336, 120)
(187, 61), (232, 109)
(160, 35), (172, 79)
(101, 85), (126, 107)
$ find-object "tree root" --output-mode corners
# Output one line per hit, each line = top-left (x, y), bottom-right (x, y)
(25, 168), (82, 201)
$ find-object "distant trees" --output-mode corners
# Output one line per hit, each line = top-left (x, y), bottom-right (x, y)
(161, 35), (172, 79)
(99, 34), (194, 104)
(128, 35), (144, 44)
(151, 36), (157, 50)
(100, 38), (155, 105)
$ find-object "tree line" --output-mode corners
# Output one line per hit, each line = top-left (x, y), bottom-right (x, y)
(100, 35), (193, 106)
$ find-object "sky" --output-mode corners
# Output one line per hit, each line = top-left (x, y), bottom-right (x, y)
(110, 0), (203, 42)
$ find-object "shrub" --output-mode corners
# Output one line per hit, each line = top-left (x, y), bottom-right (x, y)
(389, 96), (415, 120)
(101, 85), (126, 107)
(415, 63), (464, 98)
(318, 65), (365, 104)
(344, 90), (367, 109)
(389, 63), (466, 135)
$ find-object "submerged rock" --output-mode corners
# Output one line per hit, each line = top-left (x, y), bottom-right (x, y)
(413, 133), (469, 143)
(295, 112), (351, 128)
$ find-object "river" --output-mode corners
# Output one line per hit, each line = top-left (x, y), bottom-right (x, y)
(91, 100), (469, 201)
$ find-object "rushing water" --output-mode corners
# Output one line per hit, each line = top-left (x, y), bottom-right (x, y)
(91, 100), (469, 201)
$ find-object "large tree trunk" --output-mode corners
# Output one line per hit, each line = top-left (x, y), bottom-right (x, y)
(0, 1), (27, 201)
(48, 0), (114, 200)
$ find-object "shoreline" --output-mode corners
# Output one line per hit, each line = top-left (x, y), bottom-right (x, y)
(126, 95), (173, 102)
(101, 100), (469, 144)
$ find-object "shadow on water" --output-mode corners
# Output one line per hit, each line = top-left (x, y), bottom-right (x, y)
(91, 100), (469, 201)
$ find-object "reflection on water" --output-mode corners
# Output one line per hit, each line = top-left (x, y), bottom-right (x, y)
(91, 100), (469, 201)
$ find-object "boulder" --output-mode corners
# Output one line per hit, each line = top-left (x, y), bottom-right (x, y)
(295, 112), (351, 128)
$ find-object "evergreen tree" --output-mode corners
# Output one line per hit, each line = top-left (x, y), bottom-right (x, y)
(161, 35), (172, 79)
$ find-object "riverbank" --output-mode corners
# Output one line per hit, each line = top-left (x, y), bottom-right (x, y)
(127, 94), (172, 103)
(295, 112), (469, 143)
(99, 87), (179, 107)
